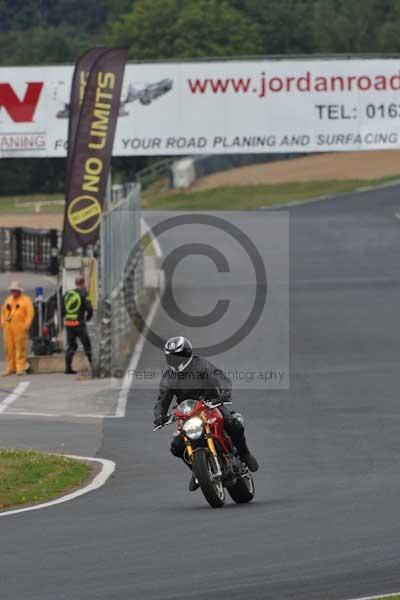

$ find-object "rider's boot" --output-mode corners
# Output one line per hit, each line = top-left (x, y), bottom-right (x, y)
(241, 452), (259, 472)
(235, 433), (259, 472)
(225, 414), (259, 472)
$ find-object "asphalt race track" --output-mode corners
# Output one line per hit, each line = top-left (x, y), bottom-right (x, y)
(1, 185), (400, 600)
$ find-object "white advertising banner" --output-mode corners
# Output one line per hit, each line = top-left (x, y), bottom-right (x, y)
(2, 58), (400, 157)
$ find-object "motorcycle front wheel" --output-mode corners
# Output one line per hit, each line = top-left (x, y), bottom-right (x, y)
(192, 449), (225, 508)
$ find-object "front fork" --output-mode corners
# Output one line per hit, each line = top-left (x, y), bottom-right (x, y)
(184, 423), (222, 478)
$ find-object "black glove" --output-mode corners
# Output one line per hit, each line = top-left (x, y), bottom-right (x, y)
(154, 414), (167, 428)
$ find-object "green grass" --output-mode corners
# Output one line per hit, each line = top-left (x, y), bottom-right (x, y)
(0, 449), (90, 511)
(0, 193), (64, 214)
(143, 175), (400, 211)
(2, 173), (400, 215)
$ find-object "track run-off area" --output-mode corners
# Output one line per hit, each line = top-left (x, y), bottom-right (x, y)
(0, 183), (399, 600)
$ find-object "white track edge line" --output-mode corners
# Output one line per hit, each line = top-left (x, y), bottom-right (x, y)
(2, 411), (119, 419)
(115, 269), (165, 417)
(0, 454), (115, 517)
(346, 592), (400, 600)
(0, 381), (30, 414)
(115, 219), (164, 418)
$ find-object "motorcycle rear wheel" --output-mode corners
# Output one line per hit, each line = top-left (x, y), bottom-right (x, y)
(192, 450), (225, 508)
(227, 473), (255, 504)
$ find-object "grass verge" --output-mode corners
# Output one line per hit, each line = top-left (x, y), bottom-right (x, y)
(371, 596), (400, 600)
(2, 173), (400, 215)
(0, 449), (90, 511)
(143, 175), (400, 211)
(0, 193), (64, 214)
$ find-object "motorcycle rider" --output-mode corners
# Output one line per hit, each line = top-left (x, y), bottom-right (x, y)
(154, 336), (259, 491)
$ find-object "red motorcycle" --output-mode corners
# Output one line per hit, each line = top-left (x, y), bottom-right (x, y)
(154, 398), (255, 508)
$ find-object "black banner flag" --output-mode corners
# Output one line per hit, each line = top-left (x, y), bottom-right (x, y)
(62, 47), (127, 253)
(66, 47), (107, 166)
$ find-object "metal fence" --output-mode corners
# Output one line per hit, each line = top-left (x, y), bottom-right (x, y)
(100, 183), (141, 299)
(110, 181), (138, 204)
(96, 183), (144, 376)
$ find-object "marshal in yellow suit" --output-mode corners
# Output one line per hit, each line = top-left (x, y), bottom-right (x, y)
(1, 281), (34, 376)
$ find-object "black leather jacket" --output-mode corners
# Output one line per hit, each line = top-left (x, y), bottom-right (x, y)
(154, 356), (232, 419)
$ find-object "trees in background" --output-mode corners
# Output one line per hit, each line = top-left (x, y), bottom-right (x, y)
(312, 0), (400, 53)
(0, 0), (108, 34)
(3, 0), (400, 66)
(235, 0), (316, 55)
(8, 27), (90, 65)
(107, 0), (261, 59)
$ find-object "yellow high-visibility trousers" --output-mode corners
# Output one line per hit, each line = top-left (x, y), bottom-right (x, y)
(3, 324), (29, 373)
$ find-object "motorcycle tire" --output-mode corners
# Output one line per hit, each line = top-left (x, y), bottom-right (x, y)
(227, 473), (255, 504)
(192, 449), (225, 509)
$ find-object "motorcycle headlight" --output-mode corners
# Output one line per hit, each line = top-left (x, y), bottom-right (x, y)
(182, 417), (204, 440)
